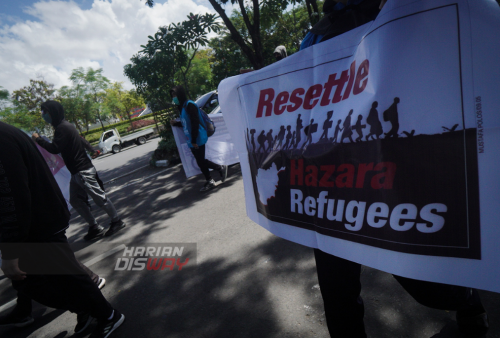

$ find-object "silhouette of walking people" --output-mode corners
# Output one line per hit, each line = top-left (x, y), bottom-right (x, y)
(291, 131), (296, 148)
(257, 130), (266, 153)
(277, 125), (286, 148)
(320, 110), (334, 140)
(353, 115), (366, 142)
(384, 97), (400, 138)
(295, 114), (303, 149)
(442, 124), (459, 132)
(250, 129), (256, 150)
(402, 130), (415, 137)
(341, 110), (354, 143)
(331, 120), (343, 143)
(366, 101), (383, 140)
(301, 119), (317, 149)
(283, 125), (292, 149)
(266, 129), (274, 151)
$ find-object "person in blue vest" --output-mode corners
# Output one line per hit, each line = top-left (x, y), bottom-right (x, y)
(170, 86), (228, 192)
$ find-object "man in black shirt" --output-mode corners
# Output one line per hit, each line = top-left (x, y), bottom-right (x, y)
(32, 100), (125, 241)
(0, 121), (124, 337)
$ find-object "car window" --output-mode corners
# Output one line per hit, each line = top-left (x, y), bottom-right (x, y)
(209, 94), (218, 107)
(103, 131), (114, 141)
(195, 90), (216, 108)
(203, 94), (219, 113)
(210, 105), (221, 115)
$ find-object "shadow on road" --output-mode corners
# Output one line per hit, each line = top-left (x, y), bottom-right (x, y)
(2, 163), (500, 338)
(67, 163), (243, 255)
(93, 140), (158, 183)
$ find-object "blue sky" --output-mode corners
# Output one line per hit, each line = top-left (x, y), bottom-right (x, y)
(0, 0), (213, 93)
(1, 0), (92, 23)
(0, 0), (173, 22)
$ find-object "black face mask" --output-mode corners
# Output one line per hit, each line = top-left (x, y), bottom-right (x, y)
(275, 55), (283, 61)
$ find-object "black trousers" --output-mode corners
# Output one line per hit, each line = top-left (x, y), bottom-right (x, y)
(14, 260), (100, 317)
(314, 249), (485, 338)
(190, 144), (222, 181)
(12, 231), (113, 320)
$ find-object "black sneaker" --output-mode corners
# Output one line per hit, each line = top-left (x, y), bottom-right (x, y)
(75, 312), (93, 333)
(200, 179), (216, 192)
(89, 310), (125, 338)
(105, 220), (125, 237)
(84, 225), (105, 241)
(457, 311), (489, 338)
(219, 165), (228, 183)
(0, 311), (34, 328)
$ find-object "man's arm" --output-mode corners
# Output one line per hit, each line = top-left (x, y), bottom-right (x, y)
(33, 129), (63, 154)
(80, 137), (94, 153)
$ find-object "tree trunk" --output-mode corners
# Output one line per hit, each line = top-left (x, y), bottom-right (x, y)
(207, 0), (265, 69)
(153, 108), (160, 135)
(181, 49), (198, 99)
(126, 107), (134, 131)
(305, 0), (313, 24)
(310, 0), (320, 25)
(73, 115), (83, 135)
(96, 110), (105, 132)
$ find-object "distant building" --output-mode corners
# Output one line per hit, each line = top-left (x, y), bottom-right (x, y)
(129, 106), (146, 119)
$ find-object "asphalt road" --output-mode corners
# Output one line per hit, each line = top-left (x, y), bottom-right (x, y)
(93, 137), (161, 183)
(1, 143), (499, 338)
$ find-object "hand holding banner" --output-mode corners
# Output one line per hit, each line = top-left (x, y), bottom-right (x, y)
(172, 111), (239, 178)
(219, 0), (500, 292)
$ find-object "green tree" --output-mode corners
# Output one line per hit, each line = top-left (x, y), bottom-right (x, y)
(124, 13), (220, 109)
(122, 89), (146, 130)
(208, 2), (314, 84)
(127, 12), (221, 163)
(11, 79), (56, 111)
(57, 85), (93, 134)
(70, 67), (111, 132)
(145, 0), (318, 71)
(0, 86), (8, 104)
(102, 82), (126, 120)
(10, 79), (56, 132)
(102, 82), (147, 131)
(181, 49), (214, 99)
(0, 86), (42, 133)
(209, 32), (253, 86)
(0, 105), (37, 132)
(0, 87), (16, 127)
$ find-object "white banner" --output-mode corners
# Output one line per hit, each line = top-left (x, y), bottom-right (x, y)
(172, 112), (240, 178)
(219, 0), (500, 292)
(36, 142), (72, 211)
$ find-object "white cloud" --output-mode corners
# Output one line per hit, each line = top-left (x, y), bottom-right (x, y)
(0, 0), (214, 93)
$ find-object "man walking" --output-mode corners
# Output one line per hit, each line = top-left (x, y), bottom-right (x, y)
(0, 260), (105, 329)
(0, 121), (124, 337)
(32, 100), (125, 241)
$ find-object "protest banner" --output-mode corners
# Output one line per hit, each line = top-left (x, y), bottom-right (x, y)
(36, 141), (72, 210)
(172, 111), (239, 178)
(219, 0), (500, 292)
